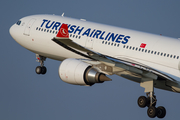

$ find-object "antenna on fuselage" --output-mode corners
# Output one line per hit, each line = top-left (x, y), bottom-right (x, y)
(62, 13), (64, 17)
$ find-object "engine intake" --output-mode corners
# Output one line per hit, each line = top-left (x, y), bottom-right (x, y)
(59, 58), (111, 86)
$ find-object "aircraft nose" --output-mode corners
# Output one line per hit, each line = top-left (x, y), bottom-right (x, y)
(9, 23), (22, 44)
(9, 24), (16, 39)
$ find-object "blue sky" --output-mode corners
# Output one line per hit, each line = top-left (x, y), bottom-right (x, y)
(1, 0), (180, 120)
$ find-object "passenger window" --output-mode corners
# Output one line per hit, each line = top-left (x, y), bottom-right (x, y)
(161, 53), (163, 56)
(145, 49), (147, 52)
(126, 46), (129, 49)
(177, 56), (179, 59)
(139, 48), (141, 51)
(136, 48), (138, 51)
(167, 54), (169, 57)
(108, 42), (110, 45)
(151, 51), (153, 54)
(129, 46), (132, 49)
(148, 50), (150, 53)
(170, 55), (172, 58)
(111, 43), (113, 46)
(154, 51), (156, 55)
(174, 55), (176, 58)
(123, 45), (126, 48)
(114, 43), (116, 46)
(117, 44), (119, 47)
(44, 29), (46, 32)
(164, 53), (166, 57)
(157, 52), (160, 55)
(132, 47), (135, 50)
(79, 36), (81, 39)
(36, 27), (38, 30)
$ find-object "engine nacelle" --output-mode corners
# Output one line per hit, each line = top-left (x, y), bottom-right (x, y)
(59, 58), (111, 86)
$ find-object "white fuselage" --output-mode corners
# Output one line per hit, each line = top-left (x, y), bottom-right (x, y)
(10, 14), (180, 81)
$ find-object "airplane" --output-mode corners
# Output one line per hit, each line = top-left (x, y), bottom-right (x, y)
(9, 14), (180, 118)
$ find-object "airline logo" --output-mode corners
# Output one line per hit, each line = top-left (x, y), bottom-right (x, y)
(40, 19), (131, 44)
(57, 24), (69, 38)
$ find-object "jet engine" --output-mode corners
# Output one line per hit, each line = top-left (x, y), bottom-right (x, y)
(59, 58), (111, 86)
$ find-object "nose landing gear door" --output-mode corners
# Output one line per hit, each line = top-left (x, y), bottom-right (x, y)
(24, 18), (36, 36)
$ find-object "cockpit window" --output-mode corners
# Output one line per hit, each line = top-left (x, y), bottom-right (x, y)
(16, 20), (21, 25)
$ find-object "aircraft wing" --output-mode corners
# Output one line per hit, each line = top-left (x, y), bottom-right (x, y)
(52, 36), (175, 79)
(52, 24), (179, 92)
